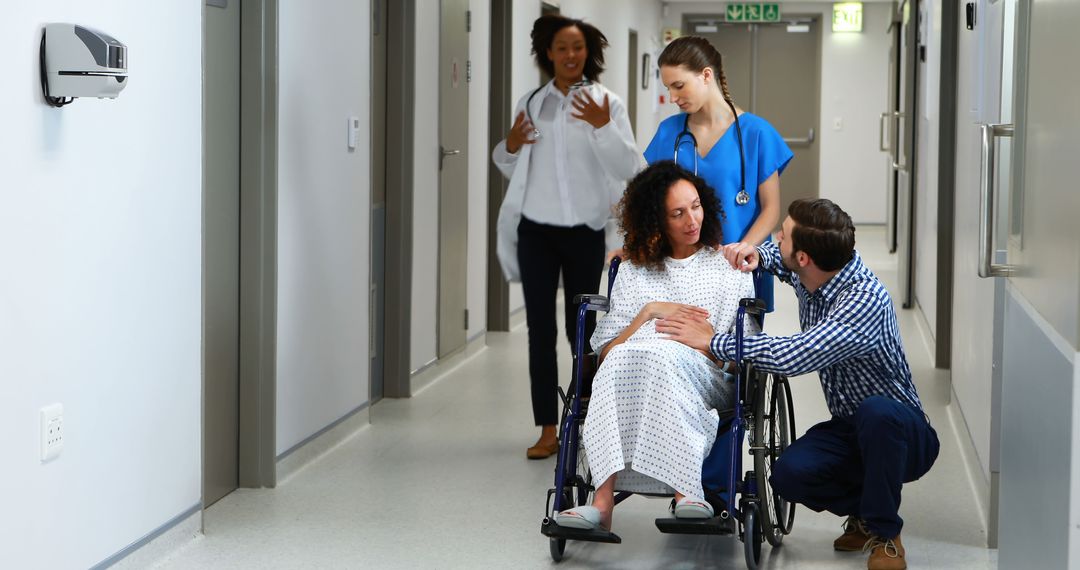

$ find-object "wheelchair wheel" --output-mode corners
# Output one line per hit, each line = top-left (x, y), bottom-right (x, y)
(752, 372), (797, 546)
(742, 502), (762, 569)
(549, 538), (566, 562)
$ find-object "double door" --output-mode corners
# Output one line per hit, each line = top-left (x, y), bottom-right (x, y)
(694, 19), (820, 226)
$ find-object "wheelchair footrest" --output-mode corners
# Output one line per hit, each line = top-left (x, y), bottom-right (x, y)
(654, 515), (736, 536)
(541, 519), (622, 544)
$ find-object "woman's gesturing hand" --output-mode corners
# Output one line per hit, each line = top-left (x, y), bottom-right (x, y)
(571, 90), (611, 129)
(506, 111), (537, 154)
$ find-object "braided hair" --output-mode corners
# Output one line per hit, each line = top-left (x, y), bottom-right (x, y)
(658, 36), (736, 107)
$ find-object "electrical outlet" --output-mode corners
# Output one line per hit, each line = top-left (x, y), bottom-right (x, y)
(40, 403), (63, 462)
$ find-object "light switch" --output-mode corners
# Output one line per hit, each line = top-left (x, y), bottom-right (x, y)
(832, 117), (843, 131)
(347, 116), (360, 150)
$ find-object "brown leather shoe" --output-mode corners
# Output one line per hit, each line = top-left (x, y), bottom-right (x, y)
(834, 516), (872, 551)
(526, 440), (559, 459)
(865, 534), (906, 570)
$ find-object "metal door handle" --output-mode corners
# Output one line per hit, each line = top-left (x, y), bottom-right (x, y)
(879, 112), (890, 151)
(439, 146), (461, 170)
(783, 128), (815, 146)
(978, 123), (1015, 278)
(891, 111), (906, 170)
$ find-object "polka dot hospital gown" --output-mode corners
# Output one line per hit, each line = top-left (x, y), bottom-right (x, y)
(583, 247), (757, 499)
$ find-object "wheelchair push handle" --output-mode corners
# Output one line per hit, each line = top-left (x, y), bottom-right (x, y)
(739, 297), (767, 315)
(573, 293), (609, 310)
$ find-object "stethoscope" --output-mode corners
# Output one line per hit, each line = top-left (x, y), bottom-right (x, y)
(524, 79), (594, 141)
(673, 99), (751, 206)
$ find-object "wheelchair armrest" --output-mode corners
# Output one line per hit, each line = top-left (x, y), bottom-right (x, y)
(739, 298), (767, 315)
(574, 294), (609, 312)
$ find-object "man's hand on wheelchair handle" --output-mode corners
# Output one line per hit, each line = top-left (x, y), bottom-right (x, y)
(722, 242), (759, 272)
(656, 309), (716, 354)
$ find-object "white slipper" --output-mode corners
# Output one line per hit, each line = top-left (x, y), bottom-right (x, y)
(674, 497), (715, 519)
(555, 506), (602, 530)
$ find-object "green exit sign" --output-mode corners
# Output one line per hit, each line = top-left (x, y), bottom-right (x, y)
(833, 2), (864, 32)
(726, 3), (781, 22)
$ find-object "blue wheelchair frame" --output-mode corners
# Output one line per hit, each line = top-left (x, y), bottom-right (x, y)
(541, 258), (795, 568)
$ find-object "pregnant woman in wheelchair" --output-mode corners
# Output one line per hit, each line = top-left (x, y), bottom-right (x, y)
(556, 160), (756, 531)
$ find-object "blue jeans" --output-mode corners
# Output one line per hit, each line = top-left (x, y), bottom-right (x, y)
(768, 395), (940, 538)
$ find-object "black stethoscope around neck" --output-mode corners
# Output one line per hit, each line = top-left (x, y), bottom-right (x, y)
(674, 99), (751, 206)
(524, 79), (594, 141)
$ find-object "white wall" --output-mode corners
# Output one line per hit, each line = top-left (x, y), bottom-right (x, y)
(468, 1), (491, 340)
(662, 1), (893, 224)
(277, 0), (371, 454)
(914, 0), (943, 338)
(0, 3), (202, 567)
(411, 7), (441, 372)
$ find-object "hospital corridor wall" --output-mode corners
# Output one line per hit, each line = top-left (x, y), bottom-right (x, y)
(3, 0), (1080, 568)
(0, 3), (203, 568)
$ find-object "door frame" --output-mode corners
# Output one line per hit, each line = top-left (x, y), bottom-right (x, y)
(382, 0), (416, 397)
(486, 0), (512, 332)
(197, 0), (280, 496)
(197, 0), (281, 494)
(934, 4), (959, 369)
(234, 0), (279, 490)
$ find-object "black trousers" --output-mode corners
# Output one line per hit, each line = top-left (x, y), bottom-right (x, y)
(518, 216), (605, 426)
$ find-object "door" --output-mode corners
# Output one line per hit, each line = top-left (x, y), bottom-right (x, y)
(951, 0), (1010, 544)
(894, 0), (917, 308)
(203, 0), (241, 507)
(692, 18), (820, 232)
(882, 15), (901, 253)
(993, 0), (1080, 563)
(437, 0), (469, 358)
(756, 21), (820, 222)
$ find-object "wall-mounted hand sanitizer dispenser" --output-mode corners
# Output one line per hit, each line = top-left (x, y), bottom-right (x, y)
(41, 24), (128, 106)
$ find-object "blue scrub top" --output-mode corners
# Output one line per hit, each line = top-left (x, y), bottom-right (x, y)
(644, 112), (793, 311)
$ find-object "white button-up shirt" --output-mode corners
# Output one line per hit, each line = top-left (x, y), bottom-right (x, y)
(492, 80), (642, 281)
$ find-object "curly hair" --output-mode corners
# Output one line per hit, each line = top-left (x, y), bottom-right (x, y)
(618, 161), (724, 271)
(530, 15), (608, 82)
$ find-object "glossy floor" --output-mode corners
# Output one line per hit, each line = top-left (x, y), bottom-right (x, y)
(154, 226), (997, 569)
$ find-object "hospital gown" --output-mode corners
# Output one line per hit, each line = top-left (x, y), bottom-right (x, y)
(582, 247), (757, 499)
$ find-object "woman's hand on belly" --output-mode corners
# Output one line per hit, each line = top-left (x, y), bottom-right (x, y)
(642, 301), (709, 321)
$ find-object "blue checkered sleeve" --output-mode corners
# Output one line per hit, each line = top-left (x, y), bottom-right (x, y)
(710, 287), (886, 376)
(756, 241), (794, 284)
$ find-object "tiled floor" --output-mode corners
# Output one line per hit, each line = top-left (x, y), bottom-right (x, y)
(153, 226), (997, 569)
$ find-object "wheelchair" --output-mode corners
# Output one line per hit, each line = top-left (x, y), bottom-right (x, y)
(539, 258), (798, 569)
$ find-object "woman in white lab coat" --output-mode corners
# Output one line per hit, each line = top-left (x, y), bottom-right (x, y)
(492, 14), (641, 459)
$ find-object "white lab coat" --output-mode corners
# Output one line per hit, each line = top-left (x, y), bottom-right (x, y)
(492, 80), (642, 282)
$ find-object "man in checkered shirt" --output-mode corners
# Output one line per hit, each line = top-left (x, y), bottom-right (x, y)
(660, 198), (938, 570)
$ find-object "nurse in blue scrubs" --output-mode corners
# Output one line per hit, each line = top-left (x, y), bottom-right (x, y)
(644, 36), (792, 311)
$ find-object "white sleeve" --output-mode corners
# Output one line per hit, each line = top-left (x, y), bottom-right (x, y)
(491, 93), (531, 180)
